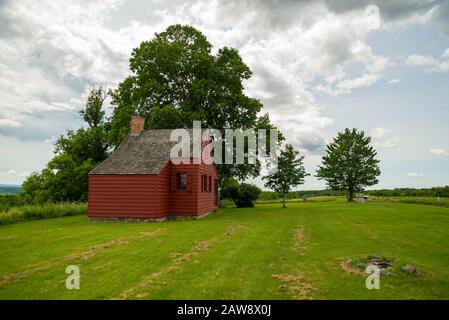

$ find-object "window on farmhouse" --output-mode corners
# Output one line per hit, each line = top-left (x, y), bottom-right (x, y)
(177, 173), (187, 191)
(202, 175), (208, 192)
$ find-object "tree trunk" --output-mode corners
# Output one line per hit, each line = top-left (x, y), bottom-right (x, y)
(348, 189), (354, 202)
(282, 193), (286, 208)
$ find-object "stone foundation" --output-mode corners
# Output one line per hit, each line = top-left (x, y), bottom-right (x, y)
(88, 210), (215, 223)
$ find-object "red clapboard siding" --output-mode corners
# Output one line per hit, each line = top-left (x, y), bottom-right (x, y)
(88, 159), (219, 219)
(196, 163), (219, 215)
(156, 161), (170, 215)
(169, 162), (199, 215)
(88, 174), (161, 218)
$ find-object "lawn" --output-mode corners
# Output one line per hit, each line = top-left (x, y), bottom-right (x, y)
(0, 200), (448, 299)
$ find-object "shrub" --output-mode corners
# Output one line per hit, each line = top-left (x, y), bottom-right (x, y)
(220, 178), (240, 200)
(233, 183), (261, 207)
(0, 194), (23, 212)
(221, 179), (261, 208)
(0, 202), (87, 226)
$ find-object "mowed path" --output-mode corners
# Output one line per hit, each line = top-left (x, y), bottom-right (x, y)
(0, 201), (448, 299)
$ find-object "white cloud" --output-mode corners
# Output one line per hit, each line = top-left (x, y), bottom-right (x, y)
(406, 48), (449, 73)
(0, 135), (53, 184)
(0, 169), (29, 177)
(0, 0), (147, 142)
(406, 55), (437, 66)
(371, 127), (400, 149)
(145, 1), (392, 153)
(387, 78), (401, 84)
(406, 172), (424, 177)
(0, 0), (439, 151)
(0, 118), (22, 128)
(429, 148), (449, 156)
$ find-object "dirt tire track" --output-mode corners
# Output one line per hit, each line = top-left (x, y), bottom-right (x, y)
(0, 228), (164, 288)
(272, 272), (317, 300)
(116, 223), (248, 300)
(271, 222), (317, 300)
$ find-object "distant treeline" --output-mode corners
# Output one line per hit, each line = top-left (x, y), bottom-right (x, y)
(366, 186), (449, 197)
(259, 189), (347, 200)
(260, 186), (449, 200)
(0, 186), (22, 194)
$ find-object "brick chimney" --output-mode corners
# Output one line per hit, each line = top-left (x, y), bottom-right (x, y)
(130, 116), (145, 135)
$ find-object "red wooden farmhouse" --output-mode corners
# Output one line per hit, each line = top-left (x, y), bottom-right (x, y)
(88, 116), (219, 221)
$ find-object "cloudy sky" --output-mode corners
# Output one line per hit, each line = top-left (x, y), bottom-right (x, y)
(1, 0), (448, 189)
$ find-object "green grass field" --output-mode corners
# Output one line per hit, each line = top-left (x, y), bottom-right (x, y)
(0, 200), (448, 299)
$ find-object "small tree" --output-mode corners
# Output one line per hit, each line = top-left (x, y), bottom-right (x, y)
(79, 84), (107, 129)
(263, 144), (308, 208)
(22, 85), (109, 203)
(316, 128), (381, 201)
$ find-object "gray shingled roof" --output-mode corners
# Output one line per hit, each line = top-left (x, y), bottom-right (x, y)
(89, 129), (195, 175)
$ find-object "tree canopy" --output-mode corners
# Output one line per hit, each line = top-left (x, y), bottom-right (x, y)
(109, 24), (278, 181)
(316, 128), (381, 201)
(263, 144), (308, 208)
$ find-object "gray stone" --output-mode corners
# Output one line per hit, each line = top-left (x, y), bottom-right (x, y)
(402, 264), (417, 275)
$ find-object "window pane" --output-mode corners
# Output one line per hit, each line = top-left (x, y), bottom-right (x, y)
(177, 173), (187, 190)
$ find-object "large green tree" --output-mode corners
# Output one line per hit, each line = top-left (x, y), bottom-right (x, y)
(109, 24), (278, 181)
(316, 128), (381, 201)
(263, 144), (308, 208)
(22, 85), (110, 203)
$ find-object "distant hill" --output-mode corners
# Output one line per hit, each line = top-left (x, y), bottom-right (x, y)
(0, 185), (22, 194)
